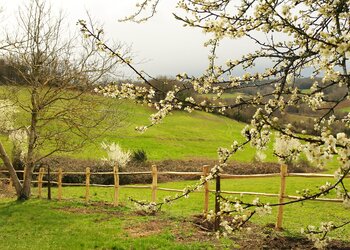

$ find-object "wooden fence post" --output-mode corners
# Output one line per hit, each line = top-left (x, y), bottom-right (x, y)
(113, 164), (119, 206)
(57, 168), (63, 201)
(38, 167), (44, 198)
(203, 165), (209, 215)
(85, 167), (90, 203)
(151, 165), (158, 202)
(276, 164), (288, 230)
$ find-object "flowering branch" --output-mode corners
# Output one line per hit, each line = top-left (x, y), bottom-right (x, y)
(78, 0), (350, 247)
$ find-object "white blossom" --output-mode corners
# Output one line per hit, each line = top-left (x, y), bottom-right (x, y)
(101, 142), (131, 167)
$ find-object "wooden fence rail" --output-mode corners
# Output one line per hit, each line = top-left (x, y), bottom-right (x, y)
(1, 164), (349, 230)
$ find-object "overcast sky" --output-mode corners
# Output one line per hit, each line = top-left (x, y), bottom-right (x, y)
(0, 0), (261, 78)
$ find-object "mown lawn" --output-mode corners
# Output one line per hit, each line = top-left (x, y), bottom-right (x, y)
(1, 176), (349, 249)
(0, 199), (220, 250)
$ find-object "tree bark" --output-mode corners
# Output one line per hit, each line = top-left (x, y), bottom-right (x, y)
(19, 164), (33, 200)
(0, 141), (22, 196)
(18, 86), (39, 200)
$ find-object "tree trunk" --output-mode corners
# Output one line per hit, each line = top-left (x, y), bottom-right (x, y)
(0, 141), (23, 196)
(18, 86), (39, 200)
(18, 164), (33, 200)
(12, 147), (25, 180)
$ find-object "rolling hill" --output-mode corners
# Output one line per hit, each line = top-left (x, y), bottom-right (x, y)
(0, 86), (276, 163)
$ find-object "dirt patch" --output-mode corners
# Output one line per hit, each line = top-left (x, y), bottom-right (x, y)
(0, 180), (15, 198)
(192, 215), (350, 249)
(172, 218), (216, 244)
(235, 226), (350, 250)
(125, 219), (170, 238)
(124, 216), (218, 245)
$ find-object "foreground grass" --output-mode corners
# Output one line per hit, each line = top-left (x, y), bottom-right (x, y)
(1, 176), (349, 250)
(0, 199), (221, 250)
(46, 176), (350, 240)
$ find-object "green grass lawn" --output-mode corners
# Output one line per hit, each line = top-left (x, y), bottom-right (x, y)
(0, 199), (219, 250)
(1, 176), (348, 249)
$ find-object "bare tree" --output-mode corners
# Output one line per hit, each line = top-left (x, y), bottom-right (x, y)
(0, 0), (127, 200)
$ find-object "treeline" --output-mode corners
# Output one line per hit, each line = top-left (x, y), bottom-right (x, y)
(0, 59), (24, 84)
(0, 57), (101, 90)
(121, 76), (350, 136)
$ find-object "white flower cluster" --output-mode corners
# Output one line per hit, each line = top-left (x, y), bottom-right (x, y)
(253, 197), (272, 217)
(317, 181), (334, 197)
(9, 129), (29, 160)
(302, 222), (335, 249)
(254, 150), (266, 162)
(134, 201), (158, 215)
(302, 92), (324, 111)
(273, 134), (301, 163)
(242, 109), (272, 150)
(206, 209), (216, 221)
(296, 188), (312, 198)
(0, 99), (28, 160)
(255, 204), (272, 217)
(0, 99), (18, 132)
(101, 142), (131, 167)
(95, 83), (152, 102)
(217, 196), (272, 237)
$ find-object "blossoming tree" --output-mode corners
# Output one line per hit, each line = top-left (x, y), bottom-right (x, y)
(81, 0), (349, 246)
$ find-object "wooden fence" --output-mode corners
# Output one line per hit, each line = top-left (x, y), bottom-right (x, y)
(0, 165), (348, 229)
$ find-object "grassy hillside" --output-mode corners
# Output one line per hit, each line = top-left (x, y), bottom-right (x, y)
(0, 85), (276, 163)
(81, 105), (276, 162)
(0, 86), (345, 174)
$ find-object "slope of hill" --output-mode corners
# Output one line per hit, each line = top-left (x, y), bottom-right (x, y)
(79, 102), (275, 162)
(0, 86), (276, 162)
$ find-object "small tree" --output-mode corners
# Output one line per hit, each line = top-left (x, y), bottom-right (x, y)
(101, 142), (131, 168)
(0, 0), (128, 200)
(83, 0), (349, 246)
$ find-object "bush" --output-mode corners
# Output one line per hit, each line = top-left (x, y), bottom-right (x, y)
(132, 149), (148, 163)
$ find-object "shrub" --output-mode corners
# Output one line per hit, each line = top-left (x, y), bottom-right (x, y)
(101, 142), (131, 169)
(132, 149), (148, 163)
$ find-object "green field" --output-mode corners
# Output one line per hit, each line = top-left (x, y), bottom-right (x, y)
(339, 106), (350, 112)
(0, 85), (344, 176)
(1, 176), (349, 249)
(0, 86), (276, 163)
